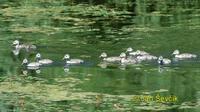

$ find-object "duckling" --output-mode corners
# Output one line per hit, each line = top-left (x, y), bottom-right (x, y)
(63, 54), (84, 65)
(136, 54), (157, 62)
(120, 53), (137, 65)
(172, 50), (197, 59)
(22, 58), (40, 70)
(99, 52), (124, 63)
(126, 47), (149, 56)
(12, 40), (37, 51)
(158, 56), (171, 65)
(35, 53), (53, 65)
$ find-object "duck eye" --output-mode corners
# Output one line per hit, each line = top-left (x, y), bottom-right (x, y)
(23, 59), (27, 63)
(65, 55), (69, 58)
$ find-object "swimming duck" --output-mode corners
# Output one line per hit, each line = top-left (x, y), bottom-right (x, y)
(158, 56), (171, 65)
(99, 52), (124, 63)
(136, 54), (157, 62)
(172, 50), (197, 59)
(35, 53), (53, 65)
(63, 54), (84, 65)
(12, 40), (37, 51)
(120, 53), (137, 65)
(126, 47), (149, 56)
(22, 58), (40, 70)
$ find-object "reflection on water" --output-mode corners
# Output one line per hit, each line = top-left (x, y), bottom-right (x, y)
(0, 0), (200, 111)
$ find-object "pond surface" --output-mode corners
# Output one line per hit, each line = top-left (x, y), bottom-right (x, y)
(0, 0), (200, 112)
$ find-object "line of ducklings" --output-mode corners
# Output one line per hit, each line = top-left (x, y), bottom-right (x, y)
(12, 40), (198, 70)
(21, 53), (84, 70)
(12, 40), (84, 70)
(99, 47), (197, 66)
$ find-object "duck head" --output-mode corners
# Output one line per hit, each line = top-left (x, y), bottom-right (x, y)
(126, 47), (133, 53)
(63, 54), (70, 60)
(99, 52), (107, 58)
(22, 58), (28, 66)
(119, 52), (126, 58)
(172, 50), (180, 55)
(35, 53), (41, 61)
(12, 40), (20, 46)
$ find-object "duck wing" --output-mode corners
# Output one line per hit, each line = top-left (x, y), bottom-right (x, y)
(163, 59), (171, 64)
(122, 59), (137, 64)
(103, 57), (121, 62)
(136, 55), (157, 62)
(176, 53), (197, 58)
(67, 59), (84, 64)
(39, 59), (53, 64)
(27, 62), (40, 67)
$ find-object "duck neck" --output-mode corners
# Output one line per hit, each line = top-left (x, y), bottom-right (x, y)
(159, 60), (164, 65)
(22, 62), (28, 66)
(120, 57), (126, 63)
(36, 57), (41, 62)
(64, 58), (70, 63)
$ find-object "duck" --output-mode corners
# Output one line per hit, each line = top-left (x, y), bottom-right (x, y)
(99, 52), (124, 63)
(35, 53), (53, 65)
(172, 50), (197, 59)
(136, 54), (157, 62)
(157, 56), (171, 65)
(21, 58), (40, 70)
(126, 47), (149, 56)
(12, 40), (37, 51)
(120, 53), (137, 65)
(63, 54), (84, 65)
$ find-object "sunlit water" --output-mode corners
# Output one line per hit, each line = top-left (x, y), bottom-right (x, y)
(0, 0), (200, 112)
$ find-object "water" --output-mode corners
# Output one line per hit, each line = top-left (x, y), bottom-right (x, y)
(0, 0), (200, 111)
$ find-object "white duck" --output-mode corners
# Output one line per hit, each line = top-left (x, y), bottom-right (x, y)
(172, 50), (197, 59)
(63, 54), (84, 64)
(120, 53), (137, 65)
(157, 56), (171, 65)
(99, 52), (124, 63)
(35, 53), (53, 65)
(22, 58), (40, 70)
(12, 40), (37, 51)
(126, 47), (149, 56)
